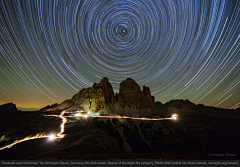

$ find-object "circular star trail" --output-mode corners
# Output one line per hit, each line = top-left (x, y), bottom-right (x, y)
(0, 0), (239, 109)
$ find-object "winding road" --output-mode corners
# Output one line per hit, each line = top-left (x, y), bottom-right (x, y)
(0, 110), (177, 151)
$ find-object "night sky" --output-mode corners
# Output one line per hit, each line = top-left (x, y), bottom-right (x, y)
(0, 0), (239, 110)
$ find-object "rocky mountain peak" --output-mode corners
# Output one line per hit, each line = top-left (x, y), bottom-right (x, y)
(143, 86), (155, 105)
(118, 78), (154, 109)
(70, 77), (115, 112)
(41, 77), (155, 115)
(99, 77), (115, 103)
(119, 77), (141, 93)
(99, 77), (109, 85)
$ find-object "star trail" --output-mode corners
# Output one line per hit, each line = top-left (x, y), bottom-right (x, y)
(0, 0), (239, 109)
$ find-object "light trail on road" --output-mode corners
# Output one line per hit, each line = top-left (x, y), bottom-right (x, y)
(89, 115), (176, 121)
(71, 112), (178, 121)
(0, 133), (49, 151)
(0, 110), (177, 151)
(0, 110), (67, 151)
(57, 111), (67, 138)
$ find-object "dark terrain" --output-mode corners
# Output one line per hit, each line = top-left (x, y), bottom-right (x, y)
(0, 108), (239, 160)
(0, 78), (239, 160)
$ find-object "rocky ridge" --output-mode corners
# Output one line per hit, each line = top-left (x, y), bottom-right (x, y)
(39, 77), (239, 118)
(40, 77), (159, 117)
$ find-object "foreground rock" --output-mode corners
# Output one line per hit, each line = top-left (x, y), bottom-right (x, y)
(0, 103), (19, 113)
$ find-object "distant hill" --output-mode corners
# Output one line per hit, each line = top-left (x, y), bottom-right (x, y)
(0, 103), (19, 113)
(17, 107), (39, 111)
(155, 99), (239, 114)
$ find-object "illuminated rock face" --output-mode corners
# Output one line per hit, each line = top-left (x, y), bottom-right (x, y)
(71, 77), (115, 112)
(70, 77), (155, 114)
